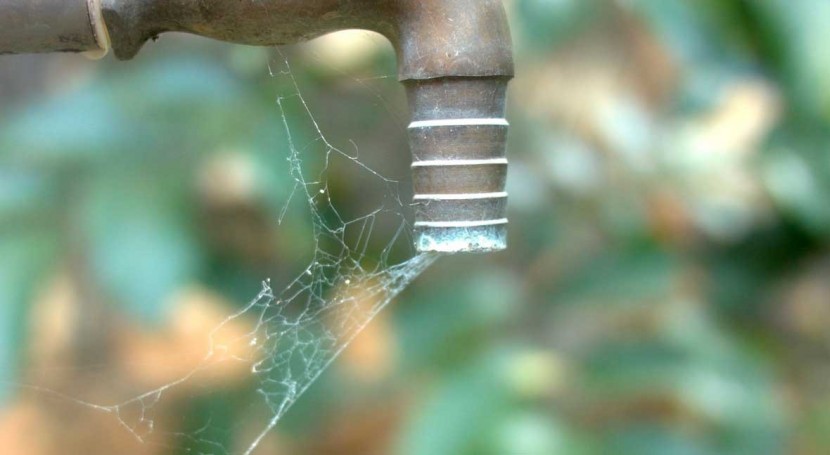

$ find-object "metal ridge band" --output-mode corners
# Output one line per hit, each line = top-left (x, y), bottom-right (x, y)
(413, 192), (508, 200)
(411, 158), (508, 167)
(408, 118), (509, 129)
(414, 219), (509, 228)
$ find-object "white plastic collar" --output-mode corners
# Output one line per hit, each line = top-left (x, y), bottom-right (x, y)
(84, 0), (111, 59)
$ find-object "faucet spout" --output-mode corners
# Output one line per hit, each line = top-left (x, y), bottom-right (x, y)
(406, 77), (511, 252)
(393, 1), (514, 253)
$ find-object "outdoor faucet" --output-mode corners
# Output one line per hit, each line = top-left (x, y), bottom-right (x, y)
(0, 0), (515, 253)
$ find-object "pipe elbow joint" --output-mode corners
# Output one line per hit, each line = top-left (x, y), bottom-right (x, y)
(392, 0), (514, 81)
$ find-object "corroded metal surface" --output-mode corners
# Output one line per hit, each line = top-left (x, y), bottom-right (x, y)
(0, 0), (514, 252)
(406, 77), (511, 252)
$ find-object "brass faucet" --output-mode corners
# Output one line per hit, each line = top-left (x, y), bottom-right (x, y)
(0, 0), (514, 253)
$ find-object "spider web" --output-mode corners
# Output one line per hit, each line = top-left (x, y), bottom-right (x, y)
(25, 44), (439, 454)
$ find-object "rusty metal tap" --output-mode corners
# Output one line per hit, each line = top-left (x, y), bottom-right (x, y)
(0, 0), (515, 253)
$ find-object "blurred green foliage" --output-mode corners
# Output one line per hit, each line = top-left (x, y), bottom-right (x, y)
(3, 0), (830, 454)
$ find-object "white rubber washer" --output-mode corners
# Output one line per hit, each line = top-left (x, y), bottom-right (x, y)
(84, 0), (111, 59)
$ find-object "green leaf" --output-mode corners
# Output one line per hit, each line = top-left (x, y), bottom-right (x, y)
(0, 230), (58, 404)
(83, 169), (200, 323)
(396, 353), (511, 455)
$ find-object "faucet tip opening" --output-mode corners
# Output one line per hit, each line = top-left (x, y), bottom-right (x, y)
(415, 224), (507, 253)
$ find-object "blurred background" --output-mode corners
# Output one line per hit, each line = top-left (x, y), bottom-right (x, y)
(2, 0), (830, 453)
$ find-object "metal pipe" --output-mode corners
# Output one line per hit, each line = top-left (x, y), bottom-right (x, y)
(0, 0), (105, 56)
(0, 0), (514, 253)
